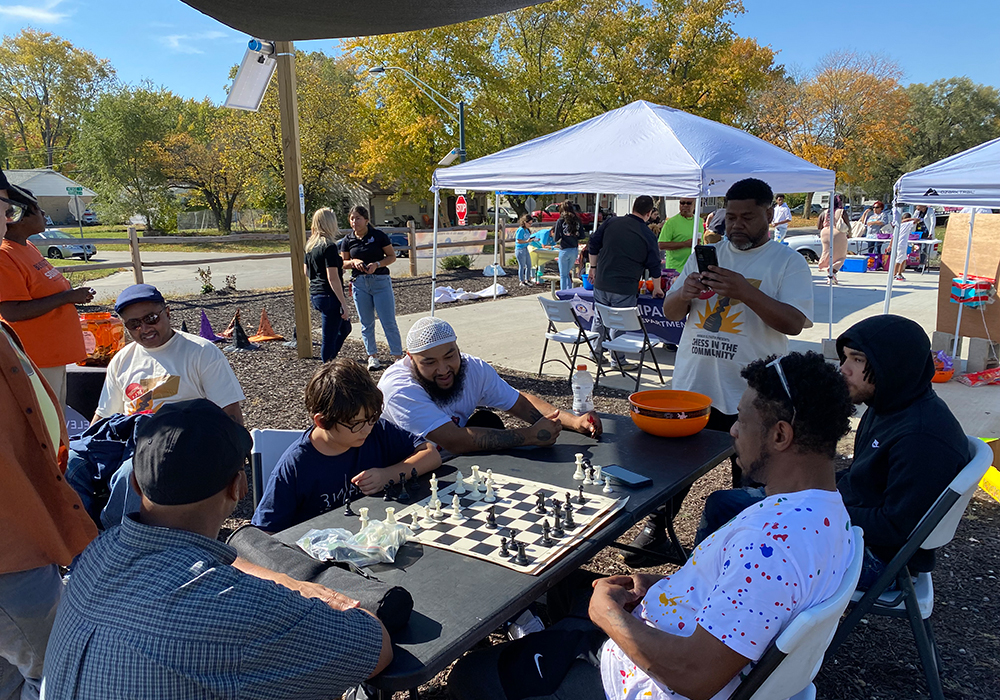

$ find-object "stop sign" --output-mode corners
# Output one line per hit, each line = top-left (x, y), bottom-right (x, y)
(455, 195), (468, 225)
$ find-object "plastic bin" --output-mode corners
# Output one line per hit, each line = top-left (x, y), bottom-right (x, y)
(78, 312), (126, 367)
(581, 273), (593, 290)
(841, 256), (867, 273)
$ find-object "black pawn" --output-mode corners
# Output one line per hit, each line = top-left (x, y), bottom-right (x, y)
(383, 483), (392, 501)
(577, 485), (586, 505)
(552, 519), (564, 538)
(541, 519), (553, 546)
(563, 505), (575, 529)
(486, 505), (497, 529)
(509, 530), (519, 551)
(499, 537), (509, 557)
(409, 468), (419, 493)
(396, 472), (411, 502)
(515, 542), (528, 566)
(535, 492), (546, 514)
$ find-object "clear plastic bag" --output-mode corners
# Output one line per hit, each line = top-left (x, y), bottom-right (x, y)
(296, 519), (414, 567)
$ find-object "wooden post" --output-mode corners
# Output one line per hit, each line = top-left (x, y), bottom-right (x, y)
(408, 219), (418, 277)
(275, 41), (312, 359)
(128, 226), (144, 284)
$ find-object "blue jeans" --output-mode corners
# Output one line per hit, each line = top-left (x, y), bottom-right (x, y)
(0, 565), (62, 700)
(351, 275), (402, 357)
(311, 294), (351, 362)
(558, 247), (577, 290)
(591, 289), (637, 356)
(515, 247), (532, 283)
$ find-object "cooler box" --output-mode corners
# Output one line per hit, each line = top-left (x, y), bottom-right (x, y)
(841, 256), (867, 273)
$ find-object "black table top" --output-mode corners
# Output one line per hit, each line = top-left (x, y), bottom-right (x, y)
(275, 414), (733, 692)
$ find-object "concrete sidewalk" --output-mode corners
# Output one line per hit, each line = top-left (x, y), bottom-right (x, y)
(364, 267), (998, 440)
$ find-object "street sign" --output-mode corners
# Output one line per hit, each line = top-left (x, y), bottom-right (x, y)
(68, 197), (86, 219)
(66, 186), (84, 195)
(455, 195), (468, 226)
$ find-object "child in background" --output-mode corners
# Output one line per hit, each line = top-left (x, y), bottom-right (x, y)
(252, 358), (440, 532)
(514, 215), (534, 286)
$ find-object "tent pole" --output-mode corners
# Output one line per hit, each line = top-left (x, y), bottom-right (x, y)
(431, 190), (440, 316)
(691, 197), (702, 251)
(828, 189), (836, 340)
(882, 198), (899, 313)
(593, 193), (601, 279)
(951, 211), (977, 360)
(493, 191), (499, 300)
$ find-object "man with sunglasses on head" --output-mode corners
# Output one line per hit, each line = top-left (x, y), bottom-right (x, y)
(93, 283), (245, 425)
(253, 358), (439, 532)
(0, 180), (95, 407)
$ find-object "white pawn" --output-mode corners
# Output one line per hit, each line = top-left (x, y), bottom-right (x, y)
(594, 464), (603, 483)
(410, 510), (421, 531)
(602, 476), (613, 494)
(484, 479), (496, 503)
(433, 501), (445, 519)
(358, 507), (370, 531)
(573, 453), (586, 480)
(450, 493), (463, 520)
(385, 507), (397, 525)
(454, 470), (467, 495)
(420, 506), (437, 528)
(486, 468), (494, 482)
(582, 468), (593, 485)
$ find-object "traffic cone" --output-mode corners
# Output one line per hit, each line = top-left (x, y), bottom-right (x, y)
(224, 315), (258, 352)
(248, 307), (284, 343)
(180, 320), (189, 334)
(220, 310), (240, 339)
(199, 310), (226, 343)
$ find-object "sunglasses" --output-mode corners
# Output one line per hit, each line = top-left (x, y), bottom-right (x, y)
(123, 309), (166, 331)
(2, 197), (27, 224)
(766, 355), (796, 425)
(337, 410), (382, 433)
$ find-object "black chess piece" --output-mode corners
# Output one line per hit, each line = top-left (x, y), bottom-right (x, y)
(551, 499), (562, 521)
(552, 519), (564, 538)
(396, 472), (411, 502)
(587, 466), (595, 482)
(499, 537), (509, 557)
(515, 542), (528, 566)
(577, 485), (586, 505)
(541, 519), (553, 547)
(409, 468), (419, 493)
(563, 504), (575, 529)
(343, 475), (356, 515)
(509, 530), (519, 552)
(383, 483), (392, 501)
(535, 492), (546, 514)
(486, 505), (497, 529)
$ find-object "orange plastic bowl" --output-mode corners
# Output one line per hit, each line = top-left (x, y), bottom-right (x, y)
(629, 390), (712, 438)
(932, 368), (954, 383)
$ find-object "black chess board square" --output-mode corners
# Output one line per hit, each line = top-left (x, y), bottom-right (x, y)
(465, 529), (492, 542)
(511, 501), (534, 512)
(434, 533), (459, 546)
(470, 542), (495, 556)
(518, 512), (543, 524)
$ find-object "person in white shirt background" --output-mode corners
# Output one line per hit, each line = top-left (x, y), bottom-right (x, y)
(769, 193), (793, 242)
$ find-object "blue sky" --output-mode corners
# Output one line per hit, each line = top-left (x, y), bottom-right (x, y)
(1, 0), (997, 103)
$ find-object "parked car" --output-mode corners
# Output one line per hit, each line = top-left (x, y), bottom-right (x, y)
(789, 203), (824, 215)
(530, 202), (597, 229)
(486, 206), (518, 223)
(29, 229), (97, 259)
(786, 233), (871, 263)
(336, 232), (410, 258)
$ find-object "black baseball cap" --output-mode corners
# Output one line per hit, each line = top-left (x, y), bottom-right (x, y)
(133, 399), (252, 506)
(0, 170), (9, 191)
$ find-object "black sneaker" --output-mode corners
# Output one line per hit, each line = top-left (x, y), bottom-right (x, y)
(621, 517), (668, 567)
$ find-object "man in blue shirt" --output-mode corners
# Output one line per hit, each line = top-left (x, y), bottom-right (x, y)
(42, 399), (392, 699)
(253, 358), (440, 532)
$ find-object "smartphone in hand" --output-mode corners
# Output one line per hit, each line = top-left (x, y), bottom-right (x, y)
(694, 245), (719, 274)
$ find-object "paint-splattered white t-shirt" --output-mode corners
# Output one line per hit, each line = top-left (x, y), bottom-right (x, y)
(601, 490), (853, 700)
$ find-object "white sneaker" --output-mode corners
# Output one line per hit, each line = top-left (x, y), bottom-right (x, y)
(367, 356), (383, 371)
(507, 609), (545, 639)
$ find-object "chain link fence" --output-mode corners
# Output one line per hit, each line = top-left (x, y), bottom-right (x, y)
(176, 209), (288, 232)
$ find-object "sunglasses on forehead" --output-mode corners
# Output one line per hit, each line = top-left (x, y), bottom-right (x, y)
(766, 355), (796, 425)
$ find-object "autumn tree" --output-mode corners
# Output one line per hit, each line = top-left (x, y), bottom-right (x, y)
(0, 29), (114, 169)
(903, 77), (1000, 171)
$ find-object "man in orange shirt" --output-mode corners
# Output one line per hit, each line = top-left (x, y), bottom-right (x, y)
(0, 170), (99, 700)
(0, 180), (95, 407)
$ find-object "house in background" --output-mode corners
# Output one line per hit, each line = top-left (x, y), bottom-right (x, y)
(3, 169), (96, 225)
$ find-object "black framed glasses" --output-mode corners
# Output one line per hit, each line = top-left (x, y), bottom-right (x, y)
(123, 309), (166, 331)
(766, 355), (796, 425)
(337, 410), (382, 433)
(2, 197), (27, 224)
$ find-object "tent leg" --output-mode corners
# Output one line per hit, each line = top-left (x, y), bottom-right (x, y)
(431, 190), (440, 317)
(493, 191), (499, 300)
(883, 197), (900, 314)
(952, 211), (977, 360)
(828, 189), (836, 339)
(691, 198), (702, 251)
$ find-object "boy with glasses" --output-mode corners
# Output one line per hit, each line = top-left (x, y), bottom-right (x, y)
(93, 283), (245, 424)
(252, 359), (440, 532)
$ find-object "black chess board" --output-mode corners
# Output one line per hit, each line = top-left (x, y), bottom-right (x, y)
(396, 472), (626, 574)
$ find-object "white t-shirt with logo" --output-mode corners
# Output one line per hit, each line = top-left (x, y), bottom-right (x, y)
(672, 239), (814, 415)
(97, 330), (246, 417)
(601, 490), (854, 700)
(378, 353), (521, 439)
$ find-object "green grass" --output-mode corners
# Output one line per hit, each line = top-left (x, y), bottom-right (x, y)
(54, 226), (290, 254)
(55, 258), (127, 284)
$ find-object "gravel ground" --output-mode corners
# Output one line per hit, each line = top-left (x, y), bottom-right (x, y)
(82, 280), (999, 700)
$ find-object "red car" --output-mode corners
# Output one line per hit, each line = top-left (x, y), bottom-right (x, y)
(530, 202), (597, 228)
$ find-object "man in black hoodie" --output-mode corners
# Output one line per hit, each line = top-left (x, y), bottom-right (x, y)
(694, 315), (970, 588)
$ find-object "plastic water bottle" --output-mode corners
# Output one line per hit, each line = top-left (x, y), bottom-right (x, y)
(572, 365), (595, 415)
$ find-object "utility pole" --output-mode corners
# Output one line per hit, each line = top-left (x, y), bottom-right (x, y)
(458, 100), (466, 162)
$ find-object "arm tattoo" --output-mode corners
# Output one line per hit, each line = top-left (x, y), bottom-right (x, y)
(536, 429), (551, 442)
(523, 406), (544, 424)
(472, 429), (527, 451)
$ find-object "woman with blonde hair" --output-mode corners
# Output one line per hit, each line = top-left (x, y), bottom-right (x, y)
(305, 208), (351, 361)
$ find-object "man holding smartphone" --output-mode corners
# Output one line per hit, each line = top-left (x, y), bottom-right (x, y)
(625, 178), (814, 565)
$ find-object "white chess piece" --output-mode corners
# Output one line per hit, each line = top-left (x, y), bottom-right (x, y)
(420, 506), (437, 528)
(454, 470), (467, 495)
(385, 507), (397, 524)
(450, 493), (463, 520)
(582, 468), (593, 485)
(573, 453), (585, 480)
(410, 511), (421, 531)
(484, 479), (496, 503)
(470, 465), (481, 488)
(486, 468), (493, 482)
(602, 476), (613, 494)
(358, 507), (370, 531)
(593, 464), (603, 483)
(430, 472), (438, 490)
(430, 479), (441, 509)
(433, 501), (445, 519)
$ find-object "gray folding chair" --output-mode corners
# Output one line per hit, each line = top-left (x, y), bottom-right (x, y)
(250, 428), (301, 507)
(536, 297), (604, 382)
(824, 436), (993, 700)
(593, 302), (664, 392)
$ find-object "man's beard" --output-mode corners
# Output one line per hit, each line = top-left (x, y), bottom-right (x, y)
(741, 448), (771, 485)
(412, 356), (467, 407)
(729, 228), (768, 251)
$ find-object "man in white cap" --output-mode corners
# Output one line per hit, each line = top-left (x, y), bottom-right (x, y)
(377, 317), (602, 454)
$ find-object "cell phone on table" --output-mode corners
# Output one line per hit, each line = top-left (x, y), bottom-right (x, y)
(694, 245), (719, 274)
(601, 465), (652, 488)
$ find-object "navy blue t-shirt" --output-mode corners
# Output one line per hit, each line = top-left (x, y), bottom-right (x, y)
(251, 419), (425, 532)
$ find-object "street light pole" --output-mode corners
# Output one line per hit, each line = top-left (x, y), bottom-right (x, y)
(369, 66), (466, 161)
(458, 100), (466, 162)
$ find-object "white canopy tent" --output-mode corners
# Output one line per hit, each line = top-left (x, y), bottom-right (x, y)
(430, 100), (836, 323)
(890, 136), (1000, 357)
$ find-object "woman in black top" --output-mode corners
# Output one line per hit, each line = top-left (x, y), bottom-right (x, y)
(553, 200), (581, 291)
(304, 208), (351, 362)
(341, 205), (402, 371)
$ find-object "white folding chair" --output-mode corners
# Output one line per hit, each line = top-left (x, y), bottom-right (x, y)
(593, 303), (665, 392)
(825, 437), (993, 700)
(728, 526), (866, 700)
(536, 297), (604, 381)
(250, 428), (302, 507)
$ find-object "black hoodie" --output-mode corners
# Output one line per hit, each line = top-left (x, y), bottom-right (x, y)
(835, 315), (970, 571)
